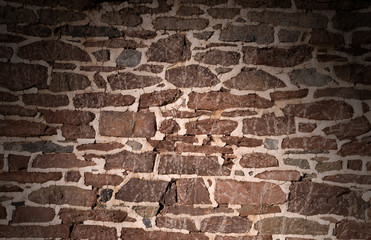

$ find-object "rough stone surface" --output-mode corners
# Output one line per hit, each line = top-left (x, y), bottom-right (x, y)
(60, 208), (129, 223)
(121, 228), (208, 240)
(200, 216), (251, 233)
(84, 173), (123, 187)
(33, 153), (95, 168)
(186, 119), (238, 135)
(323, 116), (371, 140)
(0, 225), (70, 238)
(55, 24), (124, 37)
(281, 136), (337, 150)
(0, 120), (56, 137)
(314, 87), (371, 100)
(270, 89), (309, 101)
(332, 12), (371, 31)
(278, 29), (300, 42)
(178, 178), (211, 204)
(8, 155), (29, 171)
(255, 170), (301, 181)
(323, 174), (371, 185)
(4, 141), (73, 153)
(240, 153), (279, 168)
(336, 220), (371, 239)
(166, 65), (219, 88)
(73, 93), (135, 108)
(195, 50), (240, 66)
(289, 68), (332, 87)
(220, 24), (274, 44)
(12, 206), (54, 223)
(234, 0), (291, 8)
(156, 216), (197, 231)
(334, 64), (371, 85)
(0, 172), (62, 183)
(243, 113), (295, 136)
(49, 72), (90, 92)
(105, 150), (156, 172)
(139, 89), (182, 109)
(153, 17), (209, 30)
(108, 72), (162, 90)
(116, 49), (142, 67)
(283, 158), (310, 169)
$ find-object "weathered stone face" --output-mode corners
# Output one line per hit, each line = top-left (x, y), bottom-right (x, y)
(116, 179), (169, 202)
(108, 72), (162, 90)
(166, 65), (219, 88)
(220, 24), (274, 44)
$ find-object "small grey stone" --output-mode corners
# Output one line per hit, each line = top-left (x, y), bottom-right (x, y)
(289, 68), (332, 87)
(11, 201), (25, 206)
(42, 142), (73, 153)
(283, 158), (310, 169)
(100, 189), (113, 202)
(116, 49), (141, 67)
(4, 142), (73, 153)
(126, 140), (142, 150)
(235, 170), (245, 176)
(216, 67), (232, 74)
(278, 29), (301, 42)
(264, 139), (279, 150)
(92, 49), (110, 61)
(193, 31), (213, 40)
(143, 218), (152, 228)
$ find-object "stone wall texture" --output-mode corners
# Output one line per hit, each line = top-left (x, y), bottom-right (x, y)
(0, 0), (371, 239)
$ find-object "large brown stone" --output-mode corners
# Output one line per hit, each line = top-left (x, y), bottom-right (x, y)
(288, 181), (367, 219)
(334, 64), (371, 85)
(336, 220), (371, 239)
(270, 89), (309, 101)
(22, 94), (69, 107)
(176, 143), (232, 155)
(332, 12), (371, 31)
(339, 141), (371, 156)
(178, 178), (211, 204)
(0, 33), (26, 43)
(188, 92), (273, 110)
(49, 72), (90, 92)
(55, 24), (124, 38)
(139, 89), (182, 109)
(166, 65), (219, 88)
(282, 100), (354, 120)
(243, 113), (295, 136)
(156, 216), (197, 232)
(0, 172), (62, 183)
(323, 174), (371, 185)
(215, 180), (286, 205)
(18, 40), (91, 62)
(105, 150), (156, 172)
(0, 46), (13, 59)
(108, 72), (162, 90)
(0, 92), (18, 102)
(289, 68), (332, 87)
(73, 92), (135, 108)
(33, 153), (95, 168)
(99, 111), (156, 138)
(323, 116), (371, 140)
(255, 170), (301, 181)
(254, 217), (328, 235)
(84, 173), (123, 188)
(243, 45), (313, 67)
(0, 120), (56, 137)
(60, 208), (129, 223)
(158, 154), (230, 176)
(0, 225), (70, 239)
(38, 9), (86, 25)
(0, 63), (47, 91)
(116, 178), (169, 202)
(121, 228), (208, 240)
(84, 38), (145, 48)
(314, 87), (371, 100)
(195, 50), (240, 66)
(220, 24), (274, 44)
(200, 216), (251, 233)
(282, 136), (337, 150)
(8, 24), (51, 37)
(0, 5), (38, 24)
(240, 153), (279, 168)
(101, 9), (142, 27)
(225, 68), (285, 91)
(221, 136), (263, 147)
(7, 0), (96, 10)
(76, 142), (124, 151)
(186, 119), (238, 135)
(71, 225), (117, 240)
(40, 110), (94, 125)
(12, 206), (54, 223)
(61, 124), (96, 140)
(147, 34), (191, 63)
(28, 186), (97, 207)
(0, 105), (37, 117)
(153, 17), (209, 30)
(161, 205), (234, 216)
(177, 6), (204, 16)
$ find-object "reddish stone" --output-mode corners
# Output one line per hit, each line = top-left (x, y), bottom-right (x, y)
(8, 155), (29, 171)
(116, 178), (169, 202)
(0, 92), (18, 102)
(121, 228), (208, 240)
(105, 150), (155, 172)
(221, 136), (263, 147)
(195, 50), (240, 66)
(84, 172), (123, 188)
(18, 40), (90, 62)
(73, 92), (135, 108)
(139, 89), (182, 109)
(240, 153), (279, 168)
(162, 110), (211, 118)
(339, 141), (371, 156)
(288, 181), (367, 218)
(186, 119), (238, 135)
(323, 116), (371, 140)
(22, 94), (69, 107)
(225, 68), (285, 91)
(148, 140), (175, 152)
(215, 180), (286, 205)
(84, 38), (145, 48)
(159, 119), (180, 134)
(71, 225), (117, 240)
(161, 205), (234, 216)
(100, 8), (142, 26)
(282, 100), (354, 120)
(153, 17), (209, 30)
(0, 62), (47, 91)
(0, 172), (61, 183)
(158, 154), (230, 176)
(323, 174), (371, 185)
(108, 72), (162, 90)
(0, 105), (37, 117)
(77, 142), (124, 151)
(65, 171), (81, 182)
(282, 136), (337, 150)
(222, 110), (257, 117)
(334, 64), (371, 85)
(80, 66), (124, 72)
(166, 65), (219, 88)
(0, 225), (70, 238)
(0, 120), (56, 137)
(310, 29), (345, 46)
(99, 111), (156, 138)
(60, 208), (129, 223)
(176, 143), (233, 155)
(12, 206), (54, 223)
(314, 87), (371, 100)
(336, 220), (371, 239)
(298, 123), (317, 133)
(215, 236), (272, 240)
(243, 113), (295, 136)
(243, 45), (313, 67)
(156, 216), (197, 231)
(255, 170), (301, 181)
(33, 153), (95, 168)
(238, 205), (281, 216)
(201, 216), (251, 233)
(147, 34), (191, 64)
(49, 72), (90, 92)
(178, 178), (211, 204)
(40, 110), (94, 125)
(61, 124), (96, 140)
(29, 186), (96, 207)
(270, 89), (308, 101)
(347, 159), (362, 171)
(188, 92), (273, 110)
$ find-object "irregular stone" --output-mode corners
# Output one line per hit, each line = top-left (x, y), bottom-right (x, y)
(108, 72), (162, 90)
(240, 152), (279, 168)
(159, 119), (180, 134)
(298, 123), (317, 133)
(317, 54), (347, 62)
(246, 11), (328, 28)
(282, 100), (354, 120)
(178, 178), (211, 204)
(0, 46), (13, 59)
(101, 9), (142, 27)
(0, 33), (25, 43)
(84, 38), (145, 48)
(216, 67), (232, 74)
(194, 31), (213, 40)
(314, 87), (371, 100)
(73, 92), (135, 108)
(55, 24), (124, 37)
(243, 113), (295, 136)
(176, 143), (232, 155)
(153, 17), (209, 30)
(220, 24), (274, 44)
(278, 29), (300, 42)
(352, 30), (371, 45)
(270, 89), (309, 101)
(235, 0), (291, 8)
(0, 63), (47, 91)
(166, 65), (219, 88)
(50, 62), (77, 70)
(186, 119), (237, 135)
(243, 45), (313, 67)
(195, 50), (240, 66)
(0, 172), (61, 183)
(334, 64), (371, 85)
(8, 24), (51, 37)
(347, 160), (362, 171)
(310, 29), (345, 46)
(296, 0), (369, 10)
(135, 64), (164, 74)
(71, 225), (117, 240)
(38, 9), (86, 25)
(116, 49), (141, 67)
(332, 12), (371, 31)
(4, 141), (73, 153)
(77, 142), (124, 151)
(0, 120), (56, 137)
(100, 189), (113, 202)
(12, 206), (54, 223)
(283, 158), (310, 169)
(116, 178), (169, 202)
(121, 228), (208, 240)
(323, 116), (371, 140)
(208, 8), (240, 19)
(263, 139), (279, 150)
(139, 89), (182, 109)
(60, 208), (129, 223)
(238, 205), (281, 216)
(105, 150), (155, 172)
(7, 0), (96, 10)
(289, 68), (332, 86)
(158, 154), (230, 176)
(0, 92), (18, 102)
(215, 180), (286, 205)
(126, 140), (142, 150)
(49, 72), (90, 92)
(255, 170), (301, 181)
(33, 153), (95, 168)
(0, 5), (38, 24)
(255, 217), (328, 235)
(221, 110), (257, 117)
(201, 216), (251, 233)
(221, 136), (263, 147)
(0, 225), (70, 239)
(99, 111), (156, 138)
(18, 40), (91, 62)
(92, 50), (110, 62)
(336, 220), (371, 239)
(147, 34), (191, 64)
(40, 110), (94, 125)
(282, 136), (337, 150)
(188, 92), (273, 110)
(177, 6), (204, 16)
(8, 155), (29, 171)
(162, 110), (211, 118)
(84, 173), (123, 188)
(65, 171), (81, 182)
(161, 205), (233, 216)
(323, 174), (371, 185)
(225, 68), (285, 91)
(156, 216), (197, 232)
(23, 93), (69, 107)
(315, 161), (342, 172)
(0, 105), (37, 117)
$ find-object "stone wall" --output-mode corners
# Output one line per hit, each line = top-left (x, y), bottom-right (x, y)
(0, 0), (371, 239)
